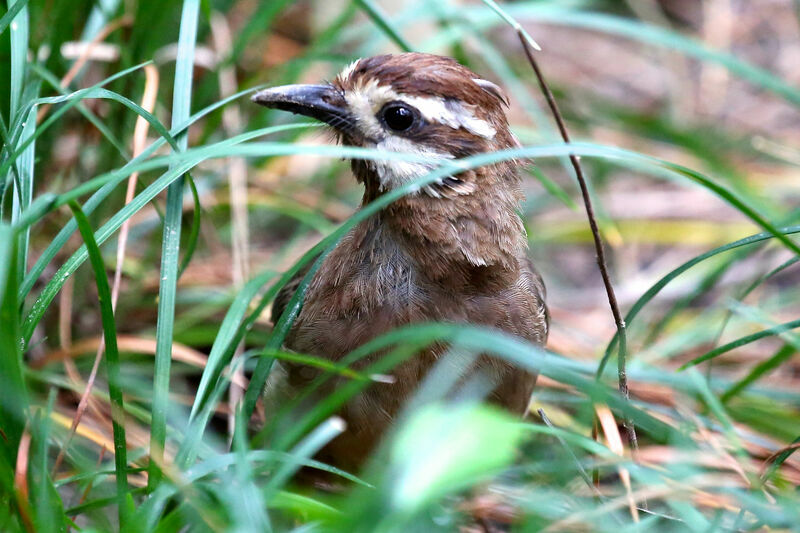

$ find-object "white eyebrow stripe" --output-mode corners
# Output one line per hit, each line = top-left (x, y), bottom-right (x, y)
(398, 95), (497, 139)
(340, 75), (497, 139)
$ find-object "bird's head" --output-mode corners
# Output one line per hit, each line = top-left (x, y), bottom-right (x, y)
(253, 53), (520, 200)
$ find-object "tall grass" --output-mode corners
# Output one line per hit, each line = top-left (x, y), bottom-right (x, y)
(1, 0), (799, 531)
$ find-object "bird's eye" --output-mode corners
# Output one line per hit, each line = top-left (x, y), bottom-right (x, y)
(379, 103), (417, 132)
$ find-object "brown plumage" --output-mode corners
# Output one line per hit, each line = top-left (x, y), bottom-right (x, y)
(254, 53), (548, 472)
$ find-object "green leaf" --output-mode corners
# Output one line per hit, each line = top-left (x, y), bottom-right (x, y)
(389, 403), (525, 512)
(29, 394), (66, 532)
(0, 223), (28, 493)
(353, 0), (413, 52)
(149, 0), (201, 491)
(17, 84), (274, 302)
(599, 224), (800, 376)
(0, 0), (28, 37)
(67, 201), (129, 526)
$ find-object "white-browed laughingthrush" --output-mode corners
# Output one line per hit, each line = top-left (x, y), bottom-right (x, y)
(253, 53), (548, 471)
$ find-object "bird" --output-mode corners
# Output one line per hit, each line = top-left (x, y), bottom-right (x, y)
(252, 53), (548, 472)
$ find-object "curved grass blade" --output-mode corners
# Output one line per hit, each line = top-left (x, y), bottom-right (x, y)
(29, 63), (128, 160)
(272, 322), (675, 453)
(67, 201), (129, 526)
(678, 318), (800, 370)
(188, 269), (278, 420)
(23, 142), (797, 353)
(1, 84), (175, 181)
(17, 85), (273, 301)
(598, 225), (800, 376)
(721, 343), (796, 403)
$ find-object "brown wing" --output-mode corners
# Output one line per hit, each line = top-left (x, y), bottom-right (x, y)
(524, 256), (549, 344)
(270, 262), (314, 325)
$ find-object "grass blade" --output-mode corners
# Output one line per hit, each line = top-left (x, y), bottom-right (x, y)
(598, 224), (800, 376)
(149, 0), (200, 490)
(353, 0), (412, 52)
(0, 224), (28, 493)
(8, 0), (27, 122)
(0, 0), (27, 36)
(721, 343), (796, 403)
(679, 318), (800, 370)
(67, 201), (129, 526)
(17, 84), (271, 302)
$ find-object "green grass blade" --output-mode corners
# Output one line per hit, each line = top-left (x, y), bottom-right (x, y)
(149, 0), (200, 490)
(721, 343), (796, 403)
(67, 201), (129, 526)
(30, 63), (129, 160)
(8, 0), (27, 123)
(188, 269), (278, 419)
(272, 322), (673, 453)
(176, 175), (202, 280)
(11, 106), (36, 288)
(17, 85), (272, 301)
(0, 0), (27, 36)
(0, 223), (28, 493)
(241, 248), (329, 422)
(679, 318), (800, 370)
(353, 0), (413, 52)
(598, 224), (800, 376)
(1, 62), (161, 182)
(1, 83), (175, 181)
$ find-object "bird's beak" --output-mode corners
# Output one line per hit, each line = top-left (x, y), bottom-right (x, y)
(251, 84), (352, 131)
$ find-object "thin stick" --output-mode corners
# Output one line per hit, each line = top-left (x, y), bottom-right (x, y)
(516, 30), (642, 461)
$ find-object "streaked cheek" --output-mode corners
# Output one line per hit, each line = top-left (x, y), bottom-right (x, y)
(369, 136), (454, 191)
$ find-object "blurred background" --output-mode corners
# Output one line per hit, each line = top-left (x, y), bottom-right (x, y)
(2, 0), (800, 530)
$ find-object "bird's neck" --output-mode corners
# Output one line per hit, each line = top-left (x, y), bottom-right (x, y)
(357, 163), (528, 283)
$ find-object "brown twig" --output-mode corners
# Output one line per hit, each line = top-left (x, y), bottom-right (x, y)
(14, 426), (34, 533)
(516, 30), (642, 468)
